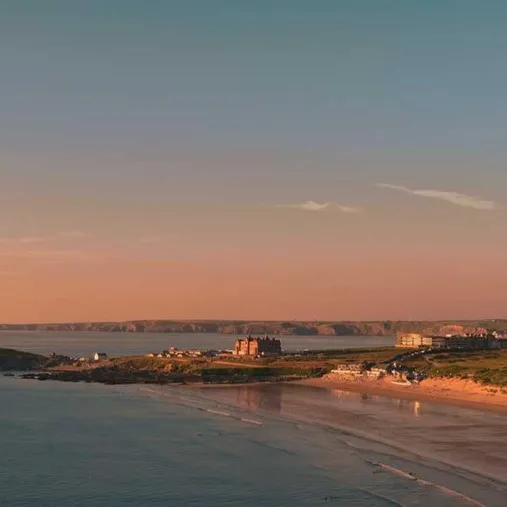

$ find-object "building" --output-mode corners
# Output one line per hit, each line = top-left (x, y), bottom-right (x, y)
(330, 364), (363, 376)
(396, 333), (504, 350)
(396, 333), (426, 348)
(233, 336), (282, 357)
(93, 352), (108, 361)
(328, 364), (387, 380)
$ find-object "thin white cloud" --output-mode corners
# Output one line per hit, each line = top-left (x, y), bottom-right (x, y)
(279, 201), (331, 211)
(139, 236), (163, 244)
(274, 201), (363, 213)
(58, 231), (90, 238)
(376, 183), (502, 211)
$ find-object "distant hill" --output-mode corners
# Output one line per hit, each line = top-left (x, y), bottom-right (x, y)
(1, 320), (506, 336)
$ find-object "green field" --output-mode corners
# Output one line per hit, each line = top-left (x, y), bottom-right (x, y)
(403, 349), (507, 387)
(101, 347), (400, 378)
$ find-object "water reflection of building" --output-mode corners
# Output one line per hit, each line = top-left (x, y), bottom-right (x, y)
(413, 400), (421, 417)
(235, 385), (282, 412)
(330, 389), (358, 398)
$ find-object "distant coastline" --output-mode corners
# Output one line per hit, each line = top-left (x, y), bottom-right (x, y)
(2, 345), (506, 414)
(1, 319), (506, 337)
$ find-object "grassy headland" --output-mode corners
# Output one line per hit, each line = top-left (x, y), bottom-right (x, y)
(402, 349), (507, 388)
(4, 346), (507, 407)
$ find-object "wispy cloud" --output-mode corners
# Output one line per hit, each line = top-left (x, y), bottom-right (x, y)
(335, 205), (363, 214)
(58, 230), (90, 238)
(0, 236), (49, 245)
(0, 250), (107, 262)
(139, 236), (163, 244)
(376, 184), (502, 211)
(273, 201), (363, 213)
(276, 201), (331, 211)
(0, 231), (90, 244)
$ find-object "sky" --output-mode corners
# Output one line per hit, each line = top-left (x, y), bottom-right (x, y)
(1, 0), (507, 323)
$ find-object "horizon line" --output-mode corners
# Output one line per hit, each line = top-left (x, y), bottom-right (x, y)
(1, 317), (505, 327)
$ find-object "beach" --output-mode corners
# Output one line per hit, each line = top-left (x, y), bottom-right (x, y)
(298, 375), (507, 414)
(4, 375), (507, 506)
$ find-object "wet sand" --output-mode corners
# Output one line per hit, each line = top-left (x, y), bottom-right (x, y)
(298, 376), (507, 414)
(189, 381), (507, 497)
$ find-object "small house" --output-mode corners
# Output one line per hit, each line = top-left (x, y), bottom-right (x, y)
(93, 352), (108, 361)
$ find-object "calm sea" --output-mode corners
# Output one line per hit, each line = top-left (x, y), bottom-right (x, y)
(1, 332), (505, 505)
(0, 377), (505, 506)
(0, 331), (395, 357)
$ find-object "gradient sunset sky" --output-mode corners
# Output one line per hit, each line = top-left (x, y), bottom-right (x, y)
(1, 1), (506, 323)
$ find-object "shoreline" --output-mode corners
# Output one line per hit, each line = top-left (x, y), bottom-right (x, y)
(9, 369), (507, 414)
(296, 376), (507, 414)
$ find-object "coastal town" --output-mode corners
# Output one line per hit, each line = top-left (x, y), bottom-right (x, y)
(77, 329), (506, 364)
(2, 328), (505, 396)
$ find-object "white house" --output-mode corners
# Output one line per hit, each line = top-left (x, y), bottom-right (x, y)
(93, 352), (108, 361)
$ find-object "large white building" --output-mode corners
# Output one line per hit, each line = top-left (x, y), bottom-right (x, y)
(395, 333), (506, 349)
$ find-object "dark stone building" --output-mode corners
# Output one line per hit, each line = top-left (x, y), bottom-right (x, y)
(233, 336), (282, 357)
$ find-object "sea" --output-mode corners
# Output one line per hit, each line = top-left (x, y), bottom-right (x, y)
(1, 332), (506, 506)
(0, 331), (396, 357)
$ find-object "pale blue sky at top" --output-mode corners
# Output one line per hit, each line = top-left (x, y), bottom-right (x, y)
(2, 0), (507, 198)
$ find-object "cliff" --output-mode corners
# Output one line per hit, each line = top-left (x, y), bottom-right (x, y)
(1, 319), (506, 336)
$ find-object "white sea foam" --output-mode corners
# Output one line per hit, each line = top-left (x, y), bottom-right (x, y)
(206, 409), (231, 417)
(240, 418), (263, 425)
(369, 462), (486, 507)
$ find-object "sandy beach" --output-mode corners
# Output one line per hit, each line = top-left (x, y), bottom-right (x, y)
(298, 375), (507, 414)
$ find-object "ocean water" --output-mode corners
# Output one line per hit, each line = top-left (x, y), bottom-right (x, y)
(0, 331), (394, 357)
(1, 377), (505, 506)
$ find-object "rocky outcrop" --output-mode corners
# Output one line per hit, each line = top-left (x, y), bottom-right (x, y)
(0, 348), (47, 371)
(20, 370), (193, 385)
(19, 364), (325, 386)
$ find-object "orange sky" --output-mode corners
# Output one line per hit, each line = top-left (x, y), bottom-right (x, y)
(1, 227), (506, 322)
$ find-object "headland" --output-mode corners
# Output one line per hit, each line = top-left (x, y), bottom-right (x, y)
(2, 332), (507, 413)
(2, 319), (507, 337)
